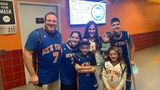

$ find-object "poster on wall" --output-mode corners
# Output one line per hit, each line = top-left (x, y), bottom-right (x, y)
(0, 0), (17, 34)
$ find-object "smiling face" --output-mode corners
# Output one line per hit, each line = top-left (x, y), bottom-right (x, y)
(44, 14), (58, 33)
(79, 44), (90, 55)
(109, 50), (118, 62)
(69, 33), (80, 47)
(88, 24), (96, 38)
(111, 21), (121, 34)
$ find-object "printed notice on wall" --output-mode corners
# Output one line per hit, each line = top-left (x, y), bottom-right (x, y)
(0, 0), (17, 34)
(0, 0), (15, 24)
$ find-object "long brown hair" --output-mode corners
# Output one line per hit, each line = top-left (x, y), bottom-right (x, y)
(83, 20), (101, 50)
(106, 46), (126, 75)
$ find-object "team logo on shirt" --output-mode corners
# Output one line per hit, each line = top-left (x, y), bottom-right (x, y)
(106, 70), (120, 77)
(94, 83), (98, 88)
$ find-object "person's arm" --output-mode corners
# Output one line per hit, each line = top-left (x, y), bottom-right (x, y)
(23, 48), (38, 84)
(76, 51), (97, 73)
(75, 64), (96, 73)
(23, 30), (40, 84)
(101, 43), (107, 52)
(115, 68), (126, 90)
(128, 35), (136, 66)
(74, 52), (96, 73)
(73, 56), (93, 70)
(75, 63), (93, 70)
(101, 43), (111, 52)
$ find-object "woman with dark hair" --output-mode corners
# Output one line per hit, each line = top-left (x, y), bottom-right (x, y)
(83, 20), (104, 90)
(60, 30), (82, 90)
(83, 21), (101, 51)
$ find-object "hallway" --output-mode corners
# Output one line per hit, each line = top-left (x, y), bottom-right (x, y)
(132, 44), (160, 90)
(11, 45), (160, 90)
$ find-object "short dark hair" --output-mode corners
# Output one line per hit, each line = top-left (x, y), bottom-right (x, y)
(44, 12), (58, 21)
(103, 32), (114, 46)
(70, 30), (82, 40)
(110, 17), (120, 25)
(79, 38), (90, 46)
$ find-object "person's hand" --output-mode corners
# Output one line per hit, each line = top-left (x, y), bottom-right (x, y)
(103, 55), (107, 59)
(108, 87), (114, 90)
(30, 74), (39, 85)
(81, 64), (84, 67)
(130, 60), (136, 66)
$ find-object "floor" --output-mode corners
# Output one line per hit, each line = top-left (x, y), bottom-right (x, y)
(10, 45), (160, 90)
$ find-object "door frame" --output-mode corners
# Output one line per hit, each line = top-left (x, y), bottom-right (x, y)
(17, 1), (61, 32)
(17, 1), (61, 84)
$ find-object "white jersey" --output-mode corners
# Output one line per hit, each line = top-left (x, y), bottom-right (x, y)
(102, 61), (126, 90)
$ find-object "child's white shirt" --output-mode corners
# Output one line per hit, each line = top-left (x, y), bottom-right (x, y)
(102, 61), (126, 90)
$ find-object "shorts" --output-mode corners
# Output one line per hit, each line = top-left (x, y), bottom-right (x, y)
(61, 83), (77, 90)
(35, 79), (60, 90)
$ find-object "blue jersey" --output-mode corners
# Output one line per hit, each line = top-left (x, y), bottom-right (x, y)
(114, 31), (129, 61)
(60, 44), (79, 85)
(113, 30), (132, 76)
(73, 53), (98, 90)
(33, 28), (62, 84)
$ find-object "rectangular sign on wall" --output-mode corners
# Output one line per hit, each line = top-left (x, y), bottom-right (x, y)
(0, 0), (15, 24)
(0, 0), (17, 34)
